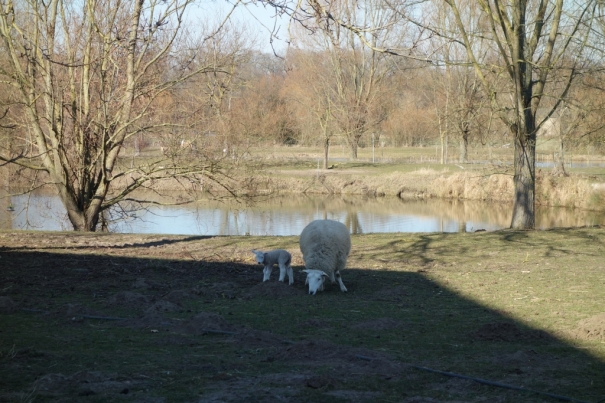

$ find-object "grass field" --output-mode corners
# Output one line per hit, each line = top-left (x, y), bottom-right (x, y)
(1, 227), (605, 402)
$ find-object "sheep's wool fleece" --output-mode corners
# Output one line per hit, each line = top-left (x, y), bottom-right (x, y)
(299, 219), (351, 275)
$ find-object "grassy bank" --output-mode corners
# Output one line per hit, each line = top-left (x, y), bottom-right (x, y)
(254, 160), (605, 210)
(3, 145), (605, 211)
(1, 228), (605, 402)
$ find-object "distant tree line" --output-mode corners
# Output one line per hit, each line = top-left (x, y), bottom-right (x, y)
(1, 0), (604, 230)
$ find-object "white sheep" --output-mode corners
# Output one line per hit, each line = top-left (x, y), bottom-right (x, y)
(299, 219), (351, 295)
(251, 249), (294, 285)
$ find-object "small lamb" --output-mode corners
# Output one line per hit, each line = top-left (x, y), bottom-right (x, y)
(251, 249), (294, 285)
(299, 219), (351, 295)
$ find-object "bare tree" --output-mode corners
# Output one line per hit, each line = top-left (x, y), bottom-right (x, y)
(304, 0), (597, 227)
(0, 0), (247, 231)
(292, 0), (405, 160)
(285, 49), (338, 168)
(547, 70), (605, 175)
(440, 0), (596, 228)
(224, 52), (297, 149)
(380, 63), (437, 147)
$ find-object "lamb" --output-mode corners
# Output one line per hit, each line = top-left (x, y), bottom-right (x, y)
(299, 219), (351, 295)
(251, 249), (294, 285)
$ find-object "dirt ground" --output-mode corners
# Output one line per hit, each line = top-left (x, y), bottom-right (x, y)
(1, 229), (605, 402)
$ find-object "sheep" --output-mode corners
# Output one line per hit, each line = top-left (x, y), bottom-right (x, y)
(299, 219), (351, 295)
(251, 249), (294, 285)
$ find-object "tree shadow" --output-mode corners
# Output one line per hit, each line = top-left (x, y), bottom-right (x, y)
(0, 232), (604, 402)
(0, 234), (215, 252)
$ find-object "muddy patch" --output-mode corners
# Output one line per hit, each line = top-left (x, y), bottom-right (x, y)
(351, 317), (404, 330)
(487, 348), (565, 376)
(571, 313), (605, 340)
(0, 296), (17, 313)
(146, 300), (182, 314)
(161, 289), (193, 304)
(274, 339), (404, 378)
(114, 311), (244, 337)
(34, 370), (150, 398)
(401, 397), (466, 403)
(106, 291), (151, 309)
(245, 281), (300, 298)
(492, 349), (540, 366)
(371, 286), (409, 301)
(132, 277), (167, 291)
(182, 311), (242, 335)
(191, 282), (242, 299)
(300, 318), (332, 328)
(469, 322), (551, 342)
(54, 303), (107, 321)
(305, 374), (342, 389)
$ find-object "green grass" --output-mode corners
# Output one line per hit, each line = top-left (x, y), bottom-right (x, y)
(1, 228), (605, 402)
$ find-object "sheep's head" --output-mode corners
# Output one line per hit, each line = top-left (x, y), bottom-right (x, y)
(303, 269), (328, 295)
(251, 250), (265, 265)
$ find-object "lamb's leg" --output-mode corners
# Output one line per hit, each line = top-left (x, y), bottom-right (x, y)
(278, 263), (286, 282)
(263, 265), (272, 282)
(335, 270), (347, 292)
(286, 266), (294, 285)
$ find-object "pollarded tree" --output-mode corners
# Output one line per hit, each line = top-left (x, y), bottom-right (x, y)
(0, 0), (246, 231)
(441, 0), (596, 228)
(307, 0), (597, 228)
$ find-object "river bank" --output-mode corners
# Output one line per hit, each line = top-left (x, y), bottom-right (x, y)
(251, 163), (605, 211)
(3, 148), (605, 211)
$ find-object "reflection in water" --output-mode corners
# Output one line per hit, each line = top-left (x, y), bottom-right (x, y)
(1, 190), (605, 235)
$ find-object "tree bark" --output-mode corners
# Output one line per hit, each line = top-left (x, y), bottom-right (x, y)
(552, 135), (568, 176)
(510, 127), (536, 229)
(323, 137), (330, 169)
(349, 138), (359, 160)
(459, 132), (468, 163)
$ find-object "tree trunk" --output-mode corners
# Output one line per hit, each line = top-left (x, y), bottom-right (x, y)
(57, 177), (106, 231)
(349, 140), (358, 160)
(323, 137), (330, 169)
(510, 127), (536, 229)
(345, 212), (362, 234)
(65, 203), (101, 231)
(459, 132), (468, 163)
(552, 135), (568, 176)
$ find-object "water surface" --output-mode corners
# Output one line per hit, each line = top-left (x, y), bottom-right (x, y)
(1, 191), (604, 235)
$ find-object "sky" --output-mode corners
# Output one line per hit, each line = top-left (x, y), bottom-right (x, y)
(187, 0), (291, 54)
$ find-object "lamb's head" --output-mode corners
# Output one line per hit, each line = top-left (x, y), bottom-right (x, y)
(303, 269), (328, 295)
(251, 250), (266, 265)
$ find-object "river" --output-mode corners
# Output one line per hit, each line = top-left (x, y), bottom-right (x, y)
(1, 191), (604, 235)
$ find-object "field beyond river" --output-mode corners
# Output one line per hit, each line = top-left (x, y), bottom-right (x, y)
(246, 145), (605, 211)
(3, 145), (605, 212)
(1, 227), (605, 402)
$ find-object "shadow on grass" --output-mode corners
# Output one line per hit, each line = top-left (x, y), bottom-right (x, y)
(0, 230), (604, 402)
(0, 234), (215, 252)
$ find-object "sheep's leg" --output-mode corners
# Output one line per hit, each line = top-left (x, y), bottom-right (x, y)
(263, 265), (272, 282)
(329, 271), (336, 284)
(278, 264), (286, 282)
(286, 266), (294, 285)
(335, 270), (347, 292)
